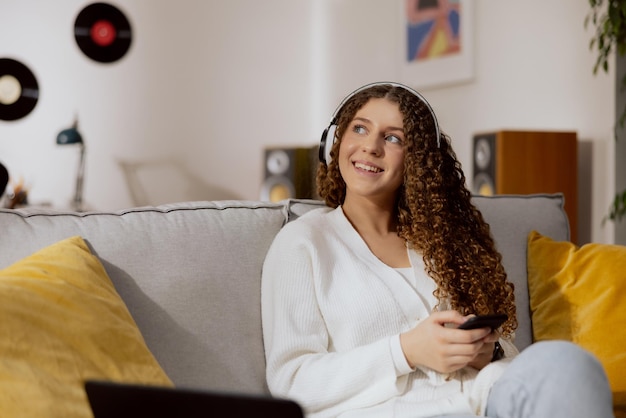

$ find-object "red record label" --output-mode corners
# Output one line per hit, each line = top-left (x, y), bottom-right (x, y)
(91, 20), (117, 47)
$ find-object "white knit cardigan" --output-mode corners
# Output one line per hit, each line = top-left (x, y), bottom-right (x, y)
(261, 207), (518, 418)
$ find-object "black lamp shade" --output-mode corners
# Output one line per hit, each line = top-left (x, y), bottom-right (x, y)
(57, 128), (83, 145)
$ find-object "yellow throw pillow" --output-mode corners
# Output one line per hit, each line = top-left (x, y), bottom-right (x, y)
(0, 236), (173, 418)
(527, 230), (626, 415)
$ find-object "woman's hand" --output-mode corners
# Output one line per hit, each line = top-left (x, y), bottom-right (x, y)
(399, 311), (494, 374)
(467, 330), (499, 370)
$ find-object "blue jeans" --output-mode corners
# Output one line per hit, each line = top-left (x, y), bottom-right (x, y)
(436, 340), (613, 417)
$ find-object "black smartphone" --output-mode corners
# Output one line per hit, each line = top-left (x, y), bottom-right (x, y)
(458, 314), (508, 330)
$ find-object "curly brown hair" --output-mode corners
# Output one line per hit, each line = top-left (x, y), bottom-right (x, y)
(317, 84), (517, 336)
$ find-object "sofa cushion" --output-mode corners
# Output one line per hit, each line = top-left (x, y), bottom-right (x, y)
(527, 230), (626, 414)
(0, 236), (172, 418)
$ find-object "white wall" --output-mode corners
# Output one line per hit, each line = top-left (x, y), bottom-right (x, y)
(0, 0), (616, 243)
(0, 0), (316, 208)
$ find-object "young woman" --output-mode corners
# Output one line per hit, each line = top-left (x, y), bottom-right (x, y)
(261, 82), (612, 417)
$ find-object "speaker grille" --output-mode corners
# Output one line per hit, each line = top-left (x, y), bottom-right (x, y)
(472, 133), (496, 195)
(260, 146), (318, 202)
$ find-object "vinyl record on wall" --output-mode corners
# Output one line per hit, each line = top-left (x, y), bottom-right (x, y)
(74, 2), (132, 63)
(0, 58), (39, 121)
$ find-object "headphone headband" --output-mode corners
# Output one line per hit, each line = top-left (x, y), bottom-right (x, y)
(319, 81), (441, 165)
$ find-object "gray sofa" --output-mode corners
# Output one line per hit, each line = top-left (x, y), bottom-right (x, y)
(0, 194), (569, 396)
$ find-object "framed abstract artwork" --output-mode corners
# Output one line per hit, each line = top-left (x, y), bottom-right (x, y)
(399, 0), (474, 90)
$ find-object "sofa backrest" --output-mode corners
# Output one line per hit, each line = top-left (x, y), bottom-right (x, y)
(469, 194), (570, 349)
(0, 194), (568, 395)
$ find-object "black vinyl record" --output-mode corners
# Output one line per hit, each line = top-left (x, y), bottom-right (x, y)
(0, 58), (39, 121)
(74, 2), (132, 63)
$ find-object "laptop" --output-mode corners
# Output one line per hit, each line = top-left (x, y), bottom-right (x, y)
(85, 380), (304, 418)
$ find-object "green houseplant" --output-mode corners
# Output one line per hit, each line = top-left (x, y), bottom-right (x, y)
(586, 0), (626, 222)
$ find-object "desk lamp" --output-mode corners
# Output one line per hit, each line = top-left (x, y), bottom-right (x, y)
(56, 121), (85, 211)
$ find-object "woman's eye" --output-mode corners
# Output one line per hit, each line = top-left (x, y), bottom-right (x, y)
(386, 134), (403, 144)
(352, 125), (367, 135)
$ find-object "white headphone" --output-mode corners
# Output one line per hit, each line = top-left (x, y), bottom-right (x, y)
(318, 81), (441, 165)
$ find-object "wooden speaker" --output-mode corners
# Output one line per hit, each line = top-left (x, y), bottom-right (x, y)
(472, 130), (578, 242)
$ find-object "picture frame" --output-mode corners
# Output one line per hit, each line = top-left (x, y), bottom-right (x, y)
(398, 0), (474, 90)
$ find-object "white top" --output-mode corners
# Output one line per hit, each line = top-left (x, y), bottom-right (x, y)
(261, 206), (518, 418)
(395, 265), (438, 313)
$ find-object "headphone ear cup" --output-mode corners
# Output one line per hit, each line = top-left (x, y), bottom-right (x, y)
(319, 127), (329, 163)
(319, 124), (337, 165)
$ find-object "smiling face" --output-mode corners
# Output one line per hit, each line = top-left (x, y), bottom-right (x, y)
(338, 97), (406, 206)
